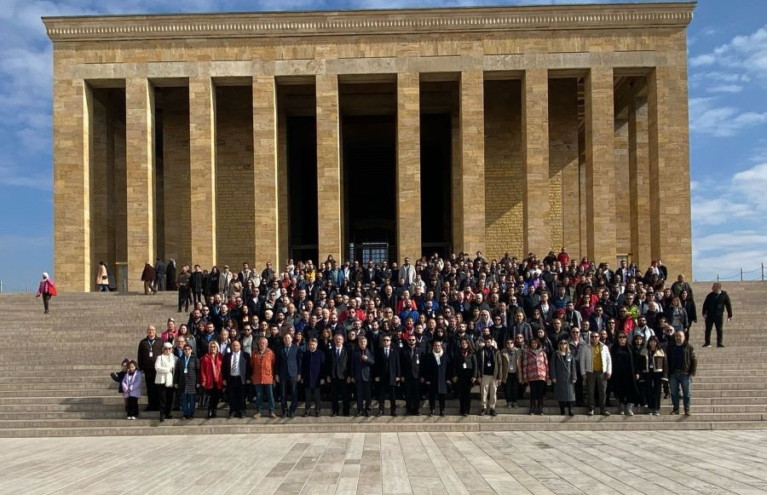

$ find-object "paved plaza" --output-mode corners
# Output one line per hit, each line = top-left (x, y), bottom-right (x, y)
(2, 430), (766, 494)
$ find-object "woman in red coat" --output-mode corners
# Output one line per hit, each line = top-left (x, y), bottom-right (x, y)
(200, 341), (224, 418)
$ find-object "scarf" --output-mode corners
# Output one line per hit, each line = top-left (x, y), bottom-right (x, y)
(433, 349), (444, 366)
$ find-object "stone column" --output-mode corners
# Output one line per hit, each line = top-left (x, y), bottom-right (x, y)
(316, 74), (343, 262)
(614, 117), (630, 256)
(396, 72), (422, 262)
(277, 108), (289, 267)
(458, 70), (485, 256)
(189, 77), (217, 268)
(649, 66), (693, 277)
(53, 79), (91, 292)
(584, 67), (616, 265)
(522, 69), (550, 256)
(629, 92), (652, 268)
(253, 76), (280, 269)
(125, 78), (155, 292)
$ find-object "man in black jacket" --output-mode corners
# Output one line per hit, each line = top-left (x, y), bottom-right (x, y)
(376, 336), (400, 416)
(400, 335), (423, 415)
(702, 282), (733, 348)
(137, 325), (164, 412)
(326, 334), (351, 416)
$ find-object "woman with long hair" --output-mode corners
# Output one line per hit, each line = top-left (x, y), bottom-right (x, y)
(520, 338), (549, 415)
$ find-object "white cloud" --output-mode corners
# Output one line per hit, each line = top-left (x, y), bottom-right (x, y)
(689, 97), (767, 137)
(692, 231), (767, 281)
(689, 25), (767, 83)
(707, 84), (743, 94)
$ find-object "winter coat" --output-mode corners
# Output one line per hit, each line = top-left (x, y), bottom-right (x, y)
(520, 348), (548, 383)
(549, 351), (576, 402)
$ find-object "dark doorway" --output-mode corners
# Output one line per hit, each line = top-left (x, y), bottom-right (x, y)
(420, 113), (452, 258)
(342, 114), (397, 259)
(287, 115), (318, 263)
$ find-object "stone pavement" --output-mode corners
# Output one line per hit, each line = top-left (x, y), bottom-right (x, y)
(1, 430), (766, 495)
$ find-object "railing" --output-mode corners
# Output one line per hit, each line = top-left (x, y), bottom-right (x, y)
(0, 281), (33, 293)
(703, 263), (767, 282)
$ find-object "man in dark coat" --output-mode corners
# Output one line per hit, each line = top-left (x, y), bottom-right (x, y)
(141, 262), (156, 295)
(400, 334), (424, 415)
(375, 335), (400, 416)
(351, 336), (375, 416)
(300, 338), (326, 417)
(701, 282), (733, 348)
(173, 343), (199, 419)
(154, 258), (167, 292)
(137, 325), (164, 411)
(421, 341), (454, 416)
(276, 334), (302, 417)
(326, 334), (351, 416)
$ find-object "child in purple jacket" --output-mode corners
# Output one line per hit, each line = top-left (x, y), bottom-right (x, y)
(121, 360), (142, 420)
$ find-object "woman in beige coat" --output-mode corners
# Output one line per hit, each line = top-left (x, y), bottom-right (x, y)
(96, 261), (109, 292)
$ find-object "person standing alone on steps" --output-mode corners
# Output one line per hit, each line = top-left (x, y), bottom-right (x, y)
(36, 272), (56, 314)
(702, 283), (733, 348)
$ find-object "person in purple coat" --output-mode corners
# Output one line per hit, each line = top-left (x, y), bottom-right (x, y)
(121, 360), (142, 420)
(300, 338), (326, 417)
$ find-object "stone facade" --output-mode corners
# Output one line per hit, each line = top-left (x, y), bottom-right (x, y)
(44, 2), (695, 291)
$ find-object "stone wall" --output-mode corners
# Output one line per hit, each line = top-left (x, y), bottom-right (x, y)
(215, 86), (255, 270)
(484, 79), (523, 258)
(549, 78), (579, 257)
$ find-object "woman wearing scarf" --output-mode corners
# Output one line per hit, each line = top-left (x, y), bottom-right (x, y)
(421, 340), (455, 416)
(520, 338), (549, 415)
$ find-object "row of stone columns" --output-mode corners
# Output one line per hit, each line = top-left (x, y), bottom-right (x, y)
(53, 67), (691, 292)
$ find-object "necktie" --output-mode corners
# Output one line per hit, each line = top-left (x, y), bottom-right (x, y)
(385, 349), (389, 358)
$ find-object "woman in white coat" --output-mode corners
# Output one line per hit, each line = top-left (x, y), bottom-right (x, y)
(155, 342), (178, 422)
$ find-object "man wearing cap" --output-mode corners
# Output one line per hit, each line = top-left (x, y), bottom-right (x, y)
(476, 334), (503, 416)
(137, 326), (164, 412)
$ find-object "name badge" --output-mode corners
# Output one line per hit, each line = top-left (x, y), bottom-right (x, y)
(184, 368), (188, 374)
(149, 352), (153, 358)
(463, 363), (467, 369)
(399, 342), (403, 348)
(487, 361), (492, 368)
(416, 358), (420, 365)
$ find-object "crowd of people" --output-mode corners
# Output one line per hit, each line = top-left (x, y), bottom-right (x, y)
(113, 250), (734, 421)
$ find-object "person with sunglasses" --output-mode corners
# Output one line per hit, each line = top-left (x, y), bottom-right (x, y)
(578, 331), (612, 416)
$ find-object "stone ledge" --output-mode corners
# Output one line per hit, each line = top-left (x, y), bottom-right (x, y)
(43, 3), (695, 42)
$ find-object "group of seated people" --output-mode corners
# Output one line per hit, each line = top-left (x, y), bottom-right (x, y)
(119, 250), (703, 421)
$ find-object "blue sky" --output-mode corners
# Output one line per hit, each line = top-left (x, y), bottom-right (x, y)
(0, 0), (765, 291)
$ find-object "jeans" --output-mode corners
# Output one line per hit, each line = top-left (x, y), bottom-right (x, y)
(669, 372), (692, 410)
(98, 284), (109, 292)
(254, 384), (275, 413)
(180, 393), (196, 417)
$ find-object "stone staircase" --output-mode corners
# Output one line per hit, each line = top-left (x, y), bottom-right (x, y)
(0, 282), (765, 437)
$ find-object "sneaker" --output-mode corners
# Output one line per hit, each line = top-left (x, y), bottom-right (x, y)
(601, 410), (611, 417)
(269, 412), (277, 419)
(627, 405), (634, 417)
(717, 344), (725, 348)
(684, 408), (691, 416)
(702, 344), (712, 348)
(480, 409), (487, 416)
(588, 409), (594, 416)
(671, 408), (679, 415)
(653, 411), (660, 416)
(490, 409), (497, 417)
(253, 412), (262, 419)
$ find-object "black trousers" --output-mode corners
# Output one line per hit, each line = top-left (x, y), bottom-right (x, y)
(378, 379), (397, 413)
(143, 370), (159, 410)
(355, 380), (372, 413)
(206, 387), (221, 413)
(42, 293), (51, 313)
(228, 379), (246, 414)
(404, 378), (421, 414)
(158, 387), (175, 417)
(193, 291), (203, 305)
(705, 316), (724, 346)
(457, 372), (474, 414)
(280, 376), (298, 413)
(178, 288), (191, 312)
(644, 373), (663, 410)
(330, 377), (350, 415)
(428, 385), (446, 413)
(125, 397), (139, 418)
(305, 386), (321, 413)
(574, 372), (584, 405)
(505, 374), (522, 404)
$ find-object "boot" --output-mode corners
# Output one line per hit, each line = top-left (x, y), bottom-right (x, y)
(528, 399), (535, 415)
(559, 402), (565, 416)
(627, 404), (634, 417)
(538, 400), (545, 416)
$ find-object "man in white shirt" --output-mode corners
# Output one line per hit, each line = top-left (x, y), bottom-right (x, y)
(223, 340), (251, 418)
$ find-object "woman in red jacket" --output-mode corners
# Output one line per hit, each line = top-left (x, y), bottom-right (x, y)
(200, 341), (224, 418)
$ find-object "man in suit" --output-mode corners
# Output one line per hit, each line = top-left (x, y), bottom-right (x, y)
(222, 340), (251, 418)
(376, 335), (400, 416)
(300, 338), (325, 417)
(400, 334), (423, 416)
(326, 334), (351, 417)
(276, 333), (301, 417)
(137, 325), (164, 412)
(351, 336), (375, 416)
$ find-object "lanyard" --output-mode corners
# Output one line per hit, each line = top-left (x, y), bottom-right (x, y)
(184, 355), (190, 370)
